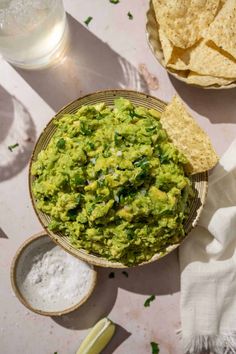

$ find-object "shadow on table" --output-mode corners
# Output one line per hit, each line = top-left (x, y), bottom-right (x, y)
(52, 249), (179, 328)
(119, 248), (180, 295)
(0, 85), (36, 182)
(52, 250), (179, 352)
(102, 323), (131, 354)
(14, 14), (149, 112)
(169, 75), (236, 124)
(0, 86), (14, 144)
(52, 268), (118, 330)
(0, 227), (9, 239)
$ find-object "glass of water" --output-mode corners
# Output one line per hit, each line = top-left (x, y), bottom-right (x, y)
(0, 0), (68, 69)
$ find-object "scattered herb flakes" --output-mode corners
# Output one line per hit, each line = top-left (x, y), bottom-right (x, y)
(53, 352), (58, 354)
(109, 0), (120, 4)
(151, 342), (159, 354)
(109, 272), (115, 279)
(144, 295), (155, 307)
(84, 16), (93, 26)
(122, 271), (129, 278)
(128, 11), (133, 20)
(8, 143), (19, 152)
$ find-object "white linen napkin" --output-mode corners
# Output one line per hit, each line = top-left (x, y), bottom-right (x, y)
(179, 139), (236, 354)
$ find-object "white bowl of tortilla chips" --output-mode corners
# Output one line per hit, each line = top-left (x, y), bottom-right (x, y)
(146, 0), (236, 89)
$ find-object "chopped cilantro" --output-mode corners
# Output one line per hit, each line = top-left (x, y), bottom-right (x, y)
(80, 122), (92, 136)
(88, 142), (95, 149)
(144, 295), (155, 307)
(114, 131), (121, 146)
(56, 138), (65, 149)
(109, 272), (115, 278)
(74, 175), (85, 186)
(134, 156), (149, 169)
(126, 229), (134, 240)
(146, 126), (156, 132)
(8, 143), (19, 152)
(128, 11), (133, 20)
(97, 178), (106, 187)
(151, 342), (159, 354)
(130, 110), (144, 119)
(76, 195), (81, 204)
(110, 0), (119, 3)
(122, 271), (129, 278)
(84, 16), (93, 26)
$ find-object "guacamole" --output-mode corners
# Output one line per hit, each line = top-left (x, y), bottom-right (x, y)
(31, 98), (192, 265)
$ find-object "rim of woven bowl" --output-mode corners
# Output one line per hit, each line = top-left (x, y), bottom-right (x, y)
(29, 89), (208, 268)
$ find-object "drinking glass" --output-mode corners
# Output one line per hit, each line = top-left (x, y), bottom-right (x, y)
(0, 0), (68, 69)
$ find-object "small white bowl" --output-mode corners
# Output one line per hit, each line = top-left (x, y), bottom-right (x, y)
(11, 232), (97, 316)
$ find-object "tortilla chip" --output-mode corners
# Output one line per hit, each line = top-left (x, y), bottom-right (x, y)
(202, 0), (236, 59)
(167, 45), (191, 71)
(160, 96), (219, 174)
(158, 29), (189, 70)
(168, 68), (189, 79)
(186, 72), (235, 87)
(189, 40), (236, 78)
(168, 60), (189, 71)
(158, 28), (174, 65)
(220, 0), (227, 6)
(167, 40), (236, 78)
(152, 0), (220, 48)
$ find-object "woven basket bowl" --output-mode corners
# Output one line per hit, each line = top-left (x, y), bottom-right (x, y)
(29, 89), (208, 268)
(146, 1), (236, 90)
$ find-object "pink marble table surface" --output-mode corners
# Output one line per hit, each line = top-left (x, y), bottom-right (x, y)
(0, 1), (236, 353)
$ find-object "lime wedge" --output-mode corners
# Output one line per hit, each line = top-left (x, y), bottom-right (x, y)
(76, 317), (116, 354)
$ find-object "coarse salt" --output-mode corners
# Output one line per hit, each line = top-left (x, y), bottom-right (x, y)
(17, 240), (94, 312)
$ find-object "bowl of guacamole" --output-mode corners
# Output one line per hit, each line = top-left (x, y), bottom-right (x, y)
(29, 90), (208, 267)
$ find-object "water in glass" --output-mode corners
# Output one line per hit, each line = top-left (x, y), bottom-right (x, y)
(0, 0), (67, 69)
